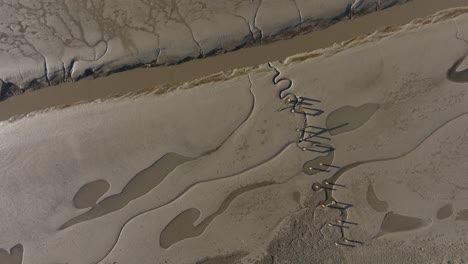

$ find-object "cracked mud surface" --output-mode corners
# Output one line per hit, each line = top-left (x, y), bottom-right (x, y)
(0, 0), (411, 100)
(1, 6), (468, 264)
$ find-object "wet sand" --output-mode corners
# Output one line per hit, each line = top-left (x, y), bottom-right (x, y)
(0, 0), (467, 121)
(436, 204), (454, 220)
(378, 212), (431, 237)
(455, 209), (468, 221)
(302, 152), (334, 175)
(366, 182), (389, 213)
(62, 153), (193, 230)
(197, 252), (248, 264)
(73, 180), (110, 209)
(0, 244), (23, 264)
(326, 104), (380, 135)
(159, 182), (273, 249)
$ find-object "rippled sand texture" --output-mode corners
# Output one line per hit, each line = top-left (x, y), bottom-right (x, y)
(0, 0), (411, 99)
(1, 7), (468, 264)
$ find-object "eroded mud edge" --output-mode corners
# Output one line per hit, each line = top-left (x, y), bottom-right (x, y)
(0, 1), (410, 101)
(3, 7), (468, 125)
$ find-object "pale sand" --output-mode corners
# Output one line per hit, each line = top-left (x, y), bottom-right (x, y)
(0, 0), (467, 121)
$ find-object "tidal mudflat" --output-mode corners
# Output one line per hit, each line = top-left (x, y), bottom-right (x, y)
(1, 6), (468, 264)
(0, 0), (410, 100)
(2, 0), (468, 121)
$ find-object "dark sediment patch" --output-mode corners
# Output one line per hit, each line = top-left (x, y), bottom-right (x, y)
(293, 191), (301, 203)
(376, 212), (431, 237)
(0, 244), (23, 264)
(447, 53), (468, 83)
(326, 103), (379, 135)
(366, 182), (389, 213)
(455, 209), (468, 221)
(160, 182), (273, 248)
(302, 151), (334, 175)
(196, 251), (248, 264)
(73, 179), (110, 209)
(61, 152), (194, 230)
(436, 204), (453, 220)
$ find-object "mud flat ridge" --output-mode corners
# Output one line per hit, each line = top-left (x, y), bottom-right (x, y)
(2, 0), (468, 121)
(0, 0), (411, 100)
(1, 7), (468, 264)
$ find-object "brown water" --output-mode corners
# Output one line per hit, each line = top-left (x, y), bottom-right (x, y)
(61, 152), (194, 230)
(1, 0), (468, 121)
